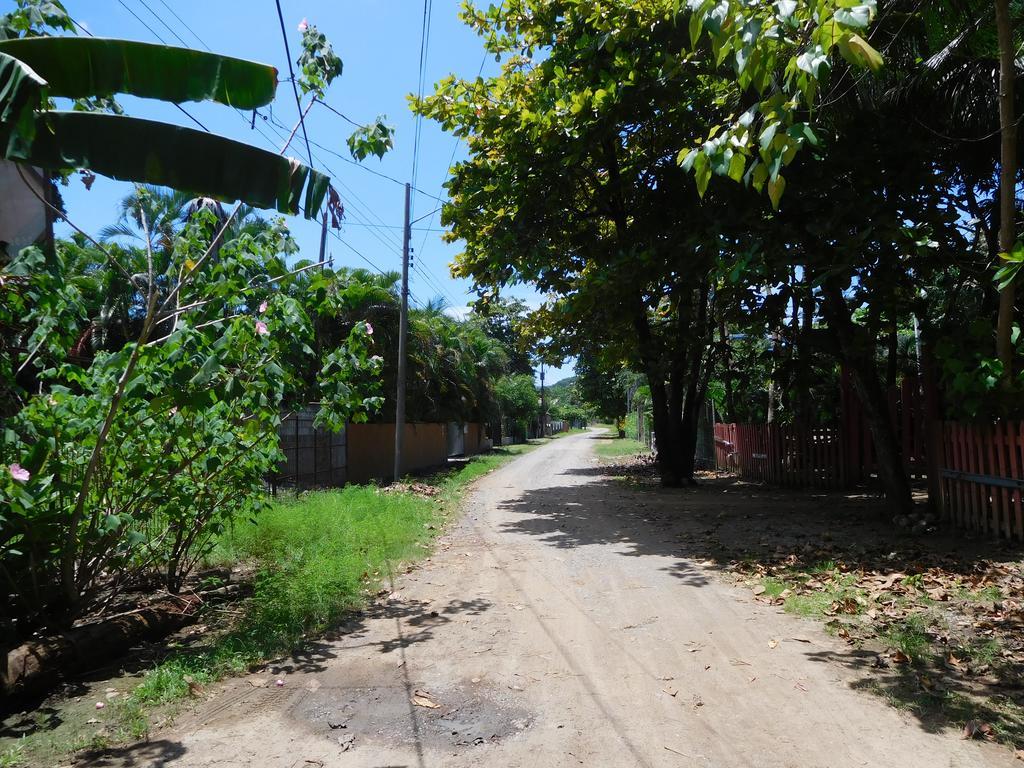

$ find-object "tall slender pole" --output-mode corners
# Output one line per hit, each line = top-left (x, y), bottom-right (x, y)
(318, 209), (328, 271)
(995, 0), (1018, 386)
(394, 183), (411, 482)
(540, 361), (546, 437)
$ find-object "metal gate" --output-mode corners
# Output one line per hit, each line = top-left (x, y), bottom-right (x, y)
(272, 407), (347, 490)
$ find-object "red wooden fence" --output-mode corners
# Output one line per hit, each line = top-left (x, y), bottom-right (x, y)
(714, 422), (846, 490)
(940, 422), (1024, 540)
(711, 373), (1024, 540)
(714, 375), (926, 492)
(840, 372), (928, 482)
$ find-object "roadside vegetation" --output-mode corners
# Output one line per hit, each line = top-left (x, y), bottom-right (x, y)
(0, 443), (539, 767)
(593, 436), (647, 461)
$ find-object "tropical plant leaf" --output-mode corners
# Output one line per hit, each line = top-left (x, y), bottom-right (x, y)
(0, 37), (277, 109)
(0, 50), (45, 157)
(9, 111), (328, 218)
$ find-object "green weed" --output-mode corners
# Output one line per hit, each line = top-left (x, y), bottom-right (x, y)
(883, 613), (932, 660)
(0, 744), (24, 768)
(761, 577), (788, 598)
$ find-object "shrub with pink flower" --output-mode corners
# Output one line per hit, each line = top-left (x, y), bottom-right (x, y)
(255, 320), (270, 336)
(365, 322), (374, 336)
(297, 18), (308, 32)
(9, 463), (29, 482)
(259, 301), (268, 313)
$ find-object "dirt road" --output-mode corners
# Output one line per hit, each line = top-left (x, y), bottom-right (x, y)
(117, 431), (1012, 767)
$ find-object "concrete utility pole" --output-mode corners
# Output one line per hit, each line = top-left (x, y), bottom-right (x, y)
(318, 210), (328, 271)
(540, 361), (546, 437)
(393, 183), (411, 482)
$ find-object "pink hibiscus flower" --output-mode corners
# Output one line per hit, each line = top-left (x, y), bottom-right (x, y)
(9, 463), (29, 482)
(297, 18), (308, 32)
(255, 320), (270, 336)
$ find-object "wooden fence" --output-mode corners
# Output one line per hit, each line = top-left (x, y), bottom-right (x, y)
(713, 423), (846, 490)
(940, 422), (1024, 540)
(840, 372), (928, 482)
(714, 397), (1024, 541)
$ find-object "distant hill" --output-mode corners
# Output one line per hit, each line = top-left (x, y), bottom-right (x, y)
(544, 376), (576, 398)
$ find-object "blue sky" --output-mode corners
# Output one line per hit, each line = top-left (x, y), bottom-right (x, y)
(22, 0), (574, 383)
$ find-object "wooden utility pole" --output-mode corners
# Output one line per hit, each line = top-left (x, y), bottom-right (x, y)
(394, 183), (411, 482)
(995, 0), (1018, 384)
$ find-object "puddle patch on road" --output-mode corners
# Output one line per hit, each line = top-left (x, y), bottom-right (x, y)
(292, 681), (534, 750)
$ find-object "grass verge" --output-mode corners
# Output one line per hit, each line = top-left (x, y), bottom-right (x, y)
(135, 444), (537, 703)
(0, 443), (539, 766)
(593, 436), (647, 460)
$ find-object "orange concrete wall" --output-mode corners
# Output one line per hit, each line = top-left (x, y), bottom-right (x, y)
(464, 423), (492, 456)
(346, 422), (449, 483)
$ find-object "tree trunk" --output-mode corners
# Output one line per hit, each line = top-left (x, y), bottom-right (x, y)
(649, 377), (684, 486)
(821, 282), (914, 516)
(632, 296), (685, 487)
(995, 0), (1018, 383)
(679, 390), (704, 483)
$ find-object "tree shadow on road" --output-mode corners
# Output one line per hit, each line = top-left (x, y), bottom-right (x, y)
(330, 596), (495, 656)
(500, 440), (1024, 748)
(75, 739), (186, 768)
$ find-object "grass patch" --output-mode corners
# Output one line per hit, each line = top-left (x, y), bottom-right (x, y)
(882, 613), (932, 660)
(593, 436), (647, 460)
(763, 571), (867, 620)
(761, 577), (788, 598)
(784, 591), (839, 618)
(0, 745), (25, 768)
(955, 584), (1003, 603)
(143, 449), (532, 694)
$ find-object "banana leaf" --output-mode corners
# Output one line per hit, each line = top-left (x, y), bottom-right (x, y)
(0, 37), (277, 109)
(9, 111), (328, 218)
(0, 50), (44, 158)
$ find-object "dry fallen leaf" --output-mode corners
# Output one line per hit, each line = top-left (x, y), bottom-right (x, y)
(890, 650), (910, 664)
(662, 685), (679, 697)
(962, 720), (995, 741)
(337, 733), (356, 752)
(752, 585), (767, 596)
(411, 689), (441, 709)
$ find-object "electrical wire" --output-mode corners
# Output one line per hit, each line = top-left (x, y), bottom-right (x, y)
(409, 50), (491, 310)
(273, 0), (314, 169)
(136, 0), (190, 47)
(410, 0), (434, 221)
(154, 0), (210, 49)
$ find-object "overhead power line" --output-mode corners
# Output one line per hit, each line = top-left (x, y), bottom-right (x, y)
(410, 0), (434, 221)
(273, 0), (314, 169)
